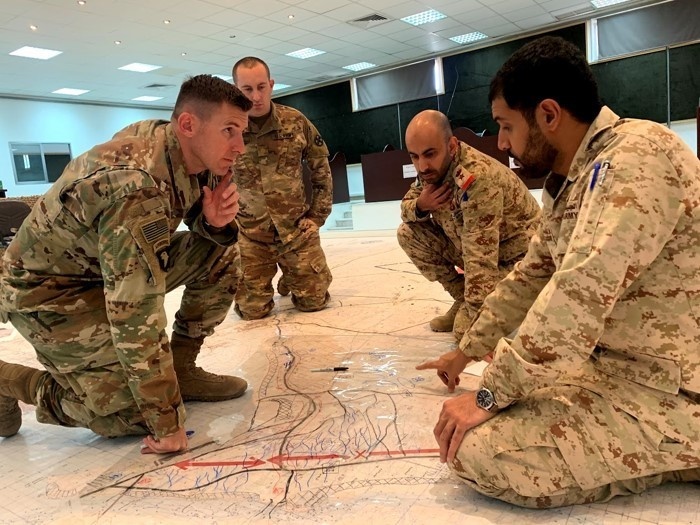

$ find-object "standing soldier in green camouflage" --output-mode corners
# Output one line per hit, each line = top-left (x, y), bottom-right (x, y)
(418, 36), (700, 507)
(0, 75), (252, 454)
(398, 110), (540, 342)
(231, 57), (332, 320)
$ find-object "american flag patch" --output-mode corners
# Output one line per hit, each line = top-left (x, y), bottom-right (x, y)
(141, 217), (169, 244)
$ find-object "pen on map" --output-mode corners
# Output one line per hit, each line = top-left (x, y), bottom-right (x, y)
(311, 367), (349, 372)
(590, 161), (601, 190)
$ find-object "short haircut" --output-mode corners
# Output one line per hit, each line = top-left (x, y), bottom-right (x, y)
(489, 36), (602, 124)
(232, 57), (271, 83)
(172, 74), (252, 120)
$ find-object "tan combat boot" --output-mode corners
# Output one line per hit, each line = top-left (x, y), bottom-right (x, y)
(171, 333), (247, 402)
(0, 359), (47, 437)
(429, 300), (464, 332)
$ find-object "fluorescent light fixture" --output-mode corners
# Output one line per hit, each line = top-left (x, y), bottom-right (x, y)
(132, 96), (163, 102)
(400, 9), (446, 26)
(273, 83), (291, 91)
(213, 74), (233, 81)
(52, 88), (90, 96)
(286, 48), (325, 59)
(591, 0), (631, 6)
(449, 32), (488, 45)
(9, 46), (62, 60)
(118, 62), (162, 73)
(343, 62), (377, 72)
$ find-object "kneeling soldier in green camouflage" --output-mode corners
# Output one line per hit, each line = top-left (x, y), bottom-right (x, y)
(0, 75), (252, 454)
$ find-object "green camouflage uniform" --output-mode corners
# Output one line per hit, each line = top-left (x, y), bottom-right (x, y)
(398, 141), (540, 333)
(0, 120), (240, 439)
(232, 102), (332, 318)
(455, 107), (700, 507)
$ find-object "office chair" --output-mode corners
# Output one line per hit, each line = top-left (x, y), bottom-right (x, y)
(0, 200), (31, 247)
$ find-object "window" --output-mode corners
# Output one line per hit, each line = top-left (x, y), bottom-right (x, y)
(588, 0), (700, 62)
(9, 142), (72, 184)
(350, 58), (445, 112)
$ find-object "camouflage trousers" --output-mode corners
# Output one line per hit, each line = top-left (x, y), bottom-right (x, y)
(452, 385), (700, 508)
(8, 232), (240, 437)
(235, 229), (331, 319)
(397, 220), (464, 299)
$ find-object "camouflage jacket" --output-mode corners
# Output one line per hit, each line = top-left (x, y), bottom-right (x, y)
(232, 102), (332, 244)
(0, 120), (236, 437)
(401, 141), (541, 326)
(466, 107), (700, 446)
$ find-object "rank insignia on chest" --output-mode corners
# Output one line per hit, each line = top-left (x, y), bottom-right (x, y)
(453, 168), (476, 192)
(314, 134), (324, 147)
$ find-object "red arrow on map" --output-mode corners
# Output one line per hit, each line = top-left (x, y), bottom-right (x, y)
(354, 448), (440, 459)
(267, 453), (348, 465)
(175, 458), (265, 470)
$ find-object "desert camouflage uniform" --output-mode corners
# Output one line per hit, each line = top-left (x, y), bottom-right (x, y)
(398, 141), (540, 334)
(454, 107), (700, 507)
(232, 102), (332, 318)
(0, 120), (240, 439)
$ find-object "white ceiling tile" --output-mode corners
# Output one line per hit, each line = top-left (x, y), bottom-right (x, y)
(489, 0), (540, 14)
(484, 22), (523, 37)
(297, 0), (350, 14)
(515, 12), (557, 28)
(452, 6), (500, 25)
(437, 1), (492, 17)
(227, 0), (289, 17)
(316, 23), (362, 38)
(294, 15), (342, 32)
(420, 17), (464, 33)
(539, 0), (593, 10)
(468, 15), (513, 31)
(356, 0), (406, 10)
(288, 32), (333, 47)
(386, 25), (429, 42)
(379, 1), (431, 19)
(503, 6), (548, 22)
(324, 4), (382, 23)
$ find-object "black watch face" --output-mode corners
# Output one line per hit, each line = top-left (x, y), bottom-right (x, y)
(476, 388), (494, 410)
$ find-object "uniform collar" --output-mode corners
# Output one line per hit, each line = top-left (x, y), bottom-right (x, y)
(246, 101), (282, 134)
(566, 106), (619, 182)
(445, 140), (469, 186)
(165, 122), (200, 212)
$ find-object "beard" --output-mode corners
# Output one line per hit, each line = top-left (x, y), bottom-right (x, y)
(510, 125), (558, 179)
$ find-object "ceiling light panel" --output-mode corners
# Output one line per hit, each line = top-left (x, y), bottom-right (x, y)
(9, 46), (62, 60)
(273, 84), (291, 91)
(343, 62), (377, 72)
(449, 32), (488, 44)
(591, 0), (632, 7)
(400, 9), (447, 26)
(118, 63), (162, 73)
(132, 96), (163, 101)
(286, 48), (325, 59)
(52, 88), (90, 96)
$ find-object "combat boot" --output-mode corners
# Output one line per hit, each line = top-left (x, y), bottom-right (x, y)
(429, 300), (464, 332)
(0, 359), (47, 437)
(277, 277), (290, 297)
(170, 333), (247, 402)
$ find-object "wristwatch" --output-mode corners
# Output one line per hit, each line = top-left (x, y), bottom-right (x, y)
(475, 387), (498, 412)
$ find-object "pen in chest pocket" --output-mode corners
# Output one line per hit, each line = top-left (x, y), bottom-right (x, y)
(598, 160), (611, 187)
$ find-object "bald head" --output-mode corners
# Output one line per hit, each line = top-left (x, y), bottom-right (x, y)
(406, 110), (453, 144)
(405, 110), (457, 185)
